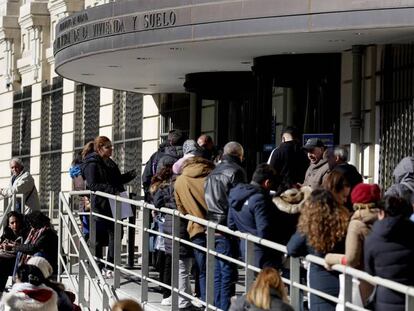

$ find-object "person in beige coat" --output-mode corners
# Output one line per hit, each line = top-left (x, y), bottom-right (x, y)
(325, 183), (380, 304)
(174, 156), (214, 302)
(0, 158), (40, 213)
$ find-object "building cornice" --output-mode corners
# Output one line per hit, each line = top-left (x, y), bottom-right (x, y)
(19, 1), (50, 29)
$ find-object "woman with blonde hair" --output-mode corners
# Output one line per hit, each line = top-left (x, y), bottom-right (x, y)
(287, 189), (350, 311)
(229, 267), (293, 311)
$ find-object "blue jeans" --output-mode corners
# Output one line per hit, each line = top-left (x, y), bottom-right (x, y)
(191, 234), (206, 301)
(214, 236), (237, 311)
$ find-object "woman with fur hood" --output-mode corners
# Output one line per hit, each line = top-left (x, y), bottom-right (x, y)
(1, 264), (58, 311)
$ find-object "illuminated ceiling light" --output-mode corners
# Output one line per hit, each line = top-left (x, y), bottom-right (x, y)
(354, 32), (363, 36)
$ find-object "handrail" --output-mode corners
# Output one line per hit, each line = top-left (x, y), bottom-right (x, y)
(58, 192), (118, 310)
(62, 190), (414, 311)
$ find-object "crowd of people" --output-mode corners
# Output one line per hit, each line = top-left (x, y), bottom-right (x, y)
(143, 127), (414, 311)
(1, 126), (413, 311)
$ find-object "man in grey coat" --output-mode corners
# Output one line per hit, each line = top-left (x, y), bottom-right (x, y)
(0, 158), (40, 213)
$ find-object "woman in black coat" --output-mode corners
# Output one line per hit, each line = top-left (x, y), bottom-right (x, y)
(364, 196), (414, 311)
(81, 136), (136, 275)
(287, 189), (349, 311)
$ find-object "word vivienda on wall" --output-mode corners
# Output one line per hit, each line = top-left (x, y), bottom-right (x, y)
(54, 9), (178, 53)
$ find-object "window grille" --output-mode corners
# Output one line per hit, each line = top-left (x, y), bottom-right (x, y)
(112, 91), (143, 194)
(74, 84), (100, 150)
(379, 44), (414, 189)
(12, 86), (32, 170)
(40, 77), (63, 210)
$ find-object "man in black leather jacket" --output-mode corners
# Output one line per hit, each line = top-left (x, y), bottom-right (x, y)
(204, 141), (247, 311)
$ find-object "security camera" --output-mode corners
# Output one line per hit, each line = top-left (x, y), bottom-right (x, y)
(5, 77), (11, 89)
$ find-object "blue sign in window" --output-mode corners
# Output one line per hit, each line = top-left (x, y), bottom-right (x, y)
(303, 133), (334, 147)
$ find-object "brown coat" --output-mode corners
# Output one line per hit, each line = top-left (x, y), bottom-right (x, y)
(174, 157), (215, 238)
(303, 152), (330, 189)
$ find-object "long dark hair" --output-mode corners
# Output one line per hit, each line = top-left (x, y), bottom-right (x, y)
(25, 211), (52, 229)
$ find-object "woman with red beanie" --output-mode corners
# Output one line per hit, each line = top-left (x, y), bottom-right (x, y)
(325, 183), (381, 306)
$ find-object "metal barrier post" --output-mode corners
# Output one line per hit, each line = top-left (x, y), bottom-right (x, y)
(206, 225), (215, 310)
(113, 198), (122, 289)
(49, 191), (54, 219)
(11, 193), (16, 212)
(343, 273), (353, 311)
(89, 194), (97, 278)
(245, 238), (255, 289)
(406, 293), (414, 311)
(78, 244), (87, 307)
(141, 205), (150, 302)
(57, 194), (63, 283)
(289, 256), (301, 311)
(125, 186), (136, 268)
(171, 211), (180, 309)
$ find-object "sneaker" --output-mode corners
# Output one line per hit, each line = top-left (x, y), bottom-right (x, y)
(161, 296), (172, 306)
(105, 270), (114, 278)
(191, 300), (203, 308)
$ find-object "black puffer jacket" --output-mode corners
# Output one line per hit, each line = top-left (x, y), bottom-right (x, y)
(364, 216), (414, 311)
(152, 178), (192, 258)
(142, 143), (183, 198)
(204, 155), (247, 225)
(81, 152), (135, 217)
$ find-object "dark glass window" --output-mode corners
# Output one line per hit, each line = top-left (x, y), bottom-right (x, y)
(159, 94), (190, 142)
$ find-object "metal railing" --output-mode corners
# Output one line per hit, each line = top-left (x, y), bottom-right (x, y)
(60, 190), (414, 311)
(58, 192), (118, 310)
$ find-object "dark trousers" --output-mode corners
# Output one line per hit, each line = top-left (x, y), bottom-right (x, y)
(0, 257), (16, 291)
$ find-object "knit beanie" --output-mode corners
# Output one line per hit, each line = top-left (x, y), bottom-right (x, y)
(182, 139), (202, 155)
(351, 183), (381, 204)
(27, 256), (53, 279)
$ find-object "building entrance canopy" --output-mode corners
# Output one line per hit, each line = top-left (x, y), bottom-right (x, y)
(54, 0), (414, 93)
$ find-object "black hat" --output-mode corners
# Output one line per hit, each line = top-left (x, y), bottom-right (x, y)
(303, 138), (325, 150)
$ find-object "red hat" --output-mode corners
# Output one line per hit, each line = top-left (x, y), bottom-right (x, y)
(351, 183), (381, 204)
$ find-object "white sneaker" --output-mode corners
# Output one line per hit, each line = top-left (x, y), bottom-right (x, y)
(105, 270), (114, 278)
(161, 296), (172, 306)
(191, 300), (203, 308)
